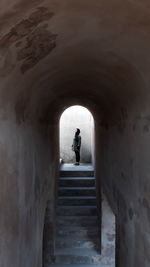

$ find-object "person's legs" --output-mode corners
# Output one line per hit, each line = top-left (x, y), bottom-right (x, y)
(75, 150), (80, 164)
(78, 150), (80, 163)
(75, 151), (78, 162)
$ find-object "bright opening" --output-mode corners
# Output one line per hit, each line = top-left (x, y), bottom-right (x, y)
(59, 105), (94, 164)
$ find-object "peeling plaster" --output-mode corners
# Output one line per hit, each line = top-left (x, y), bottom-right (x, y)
(0, 7), (57, 75)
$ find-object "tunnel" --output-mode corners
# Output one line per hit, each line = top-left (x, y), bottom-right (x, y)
(0, 0), (150, 267)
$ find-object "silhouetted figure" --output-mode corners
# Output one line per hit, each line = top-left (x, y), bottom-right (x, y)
(72, 128), (81, 165)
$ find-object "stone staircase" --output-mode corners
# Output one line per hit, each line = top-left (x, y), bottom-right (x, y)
(46, 164), (105, 267)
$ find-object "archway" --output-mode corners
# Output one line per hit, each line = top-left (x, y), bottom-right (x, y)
(47, 104), (117, 267)
(59, 105), (95, 164)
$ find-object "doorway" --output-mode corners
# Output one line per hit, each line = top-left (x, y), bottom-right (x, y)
(42, 105), (116, 266)
(59, 105), (95, 164)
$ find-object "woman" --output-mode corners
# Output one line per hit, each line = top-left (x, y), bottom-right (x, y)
(72, 128), (81, 165)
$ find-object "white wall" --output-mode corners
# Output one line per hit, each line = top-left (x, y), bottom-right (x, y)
(59, 106), (94, 163)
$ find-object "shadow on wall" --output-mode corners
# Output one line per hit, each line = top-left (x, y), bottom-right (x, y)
(59, 105), (94, 163)
(43, 201), (55, 265)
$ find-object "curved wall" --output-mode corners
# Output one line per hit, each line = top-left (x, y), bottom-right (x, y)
(0, 1), (150, 267)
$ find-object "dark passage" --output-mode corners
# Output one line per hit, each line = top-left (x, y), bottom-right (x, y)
(45, 164), (115, 267)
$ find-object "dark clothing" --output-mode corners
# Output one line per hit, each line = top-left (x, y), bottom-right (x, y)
(72, 133), (81, 163)
(75, 149), (80, 163)
(72, 134), (81, 152)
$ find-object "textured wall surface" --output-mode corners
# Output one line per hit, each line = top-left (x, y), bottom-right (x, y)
(99, 109), (150, 267)
(0, 0), (150, 266)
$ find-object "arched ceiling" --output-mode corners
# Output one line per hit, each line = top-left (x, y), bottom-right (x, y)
(0, 0), (150, 122)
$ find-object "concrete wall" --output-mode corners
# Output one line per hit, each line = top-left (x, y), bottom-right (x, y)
(99, 104), (150, 267)
(0, 1), (150, 267)
(60, 106), (94, 163)
(0, 121), (48, 267)
(0, 108), (59, 267)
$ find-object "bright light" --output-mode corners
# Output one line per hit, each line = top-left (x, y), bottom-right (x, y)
(60, 105), (94, 163)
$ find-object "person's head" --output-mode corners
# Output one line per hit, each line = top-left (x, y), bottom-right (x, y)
(76, 128), (80, 135)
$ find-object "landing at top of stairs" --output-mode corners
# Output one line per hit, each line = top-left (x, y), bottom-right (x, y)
(60, 163), (94, 171)
(60, 163), (94, 177)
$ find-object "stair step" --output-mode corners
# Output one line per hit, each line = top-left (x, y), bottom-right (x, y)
(57, 206), (97, 216)
(57, 216), (98, 227)
(52, 251), (103, 264)
(50, 253), (115, 266)
(60, 170), (94, 177)
(56, 237), (100, 249)
(56, 226), (99, 238)
(59, 177), (95, 187)
(52, 165), (104, 267)
(45, 265), (110, 267)
(55, 247), (101, 256)
(59, 187), (96, 197)
(58, 196), (97, 206)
